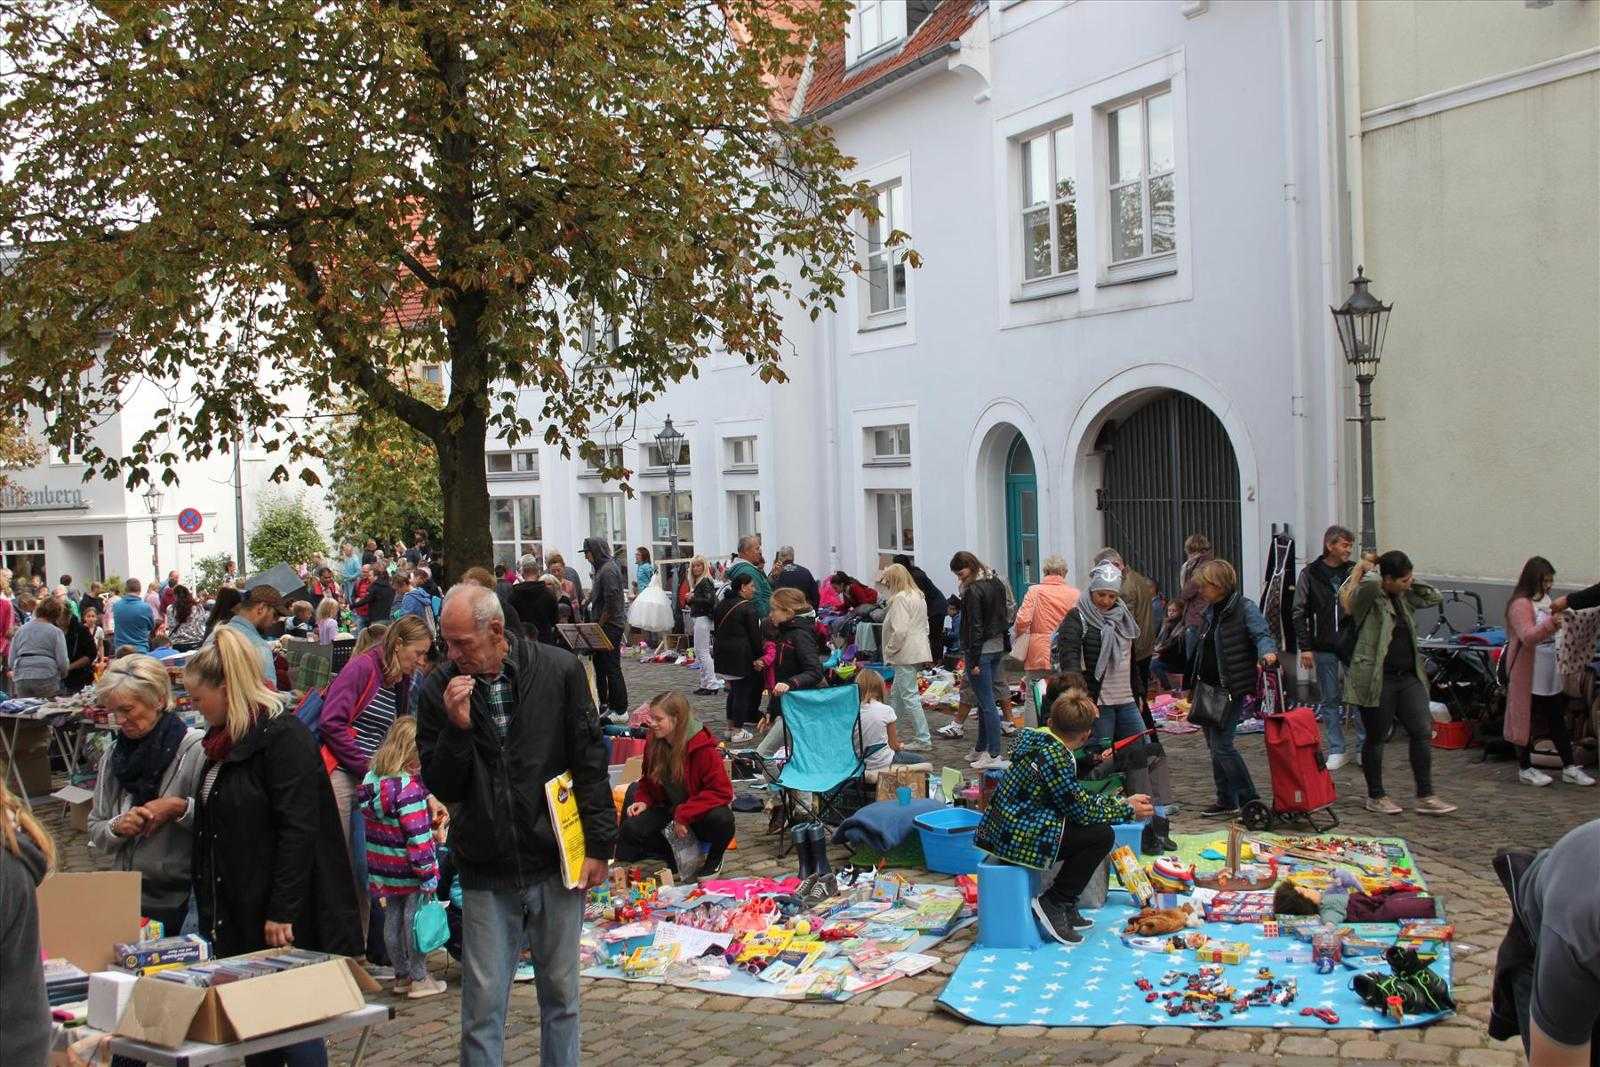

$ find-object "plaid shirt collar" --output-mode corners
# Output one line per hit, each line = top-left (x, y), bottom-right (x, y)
(476, 655), (518, 739)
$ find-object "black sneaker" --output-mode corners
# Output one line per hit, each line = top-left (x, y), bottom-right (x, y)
(1200, 803), (1239, 819)
(1066, 907), (1094, 931)
(1031, 896), (1084, 945)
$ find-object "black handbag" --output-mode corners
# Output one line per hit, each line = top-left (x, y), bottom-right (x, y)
(1189, 679), (1231, 730)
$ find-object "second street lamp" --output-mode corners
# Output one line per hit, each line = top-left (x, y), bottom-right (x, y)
(654, 416), (685, 632)
(1329, 266), (1392, 555)
(142, 483), (164, 586)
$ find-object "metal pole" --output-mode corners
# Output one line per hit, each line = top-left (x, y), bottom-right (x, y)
(1356, 373), (1377, 553)
(150, 514), (160, 585)
(667, 463), (681, 635)
(233, 437), (247, 571)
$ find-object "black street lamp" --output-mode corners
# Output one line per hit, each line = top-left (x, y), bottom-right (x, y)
(142, 483), (164, 585)
(1330, 267), (1392, 554)
(654, 416), (684, 630)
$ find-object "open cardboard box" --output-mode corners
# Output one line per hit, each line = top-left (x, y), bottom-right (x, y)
(37, 870), (142, 972)
(51, 784), (95, 833)
(114, 951), (380, 1048)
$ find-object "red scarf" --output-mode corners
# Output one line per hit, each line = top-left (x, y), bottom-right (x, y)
(201, 709), (267, 763)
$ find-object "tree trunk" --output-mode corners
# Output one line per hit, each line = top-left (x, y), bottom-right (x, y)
(434, 407), (492, 586)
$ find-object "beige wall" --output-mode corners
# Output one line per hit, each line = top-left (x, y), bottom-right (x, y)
(1360, 0), (1598, 110)
(1360, 65), (1599, 586)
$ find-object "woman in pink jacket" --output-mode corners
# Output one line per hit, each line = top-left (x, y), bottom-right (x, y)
(1503, 556), (1593, 788)
(1012, 556), (1079, 726)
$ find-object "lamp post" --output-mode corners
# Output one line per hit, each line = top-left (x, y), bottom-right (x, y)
(142, 483), (164, 585)
(654, 416), (685, 633)
(1329, 266), (1392, 554)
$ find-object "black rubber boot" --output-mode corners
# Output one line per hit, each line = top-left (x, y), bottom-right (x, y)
(807, 823), (832, 877)
(793, 825), (816, 878)
(1153, 814), (1178, 853)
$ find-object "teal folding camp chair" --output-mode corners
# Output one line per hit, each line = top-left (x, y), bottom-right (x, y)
(771, 686), (866, 847)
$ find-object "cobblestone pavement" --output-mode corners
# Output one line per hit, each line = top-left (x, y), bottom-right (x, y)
(51, 656), (1590, 1065)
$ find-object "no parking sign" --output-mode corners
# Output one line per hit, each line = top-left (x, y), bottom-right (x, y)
(177, 507), (203, 534)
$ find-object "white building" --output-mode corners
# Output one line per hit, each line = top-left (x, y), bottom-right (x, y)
(493, 0), (1356, 603)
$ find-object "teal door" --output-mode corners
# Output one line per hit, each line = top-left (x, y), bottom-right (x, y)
(1005, 436), (1039, 599)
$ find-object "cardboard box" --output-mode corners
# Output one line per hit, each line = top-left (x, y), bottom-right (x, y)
(1, 718), (53, 797)
(51, 784), (95, 833)
(115, 952), (379, 1048)
(37, 871), (142, 972)
(874, 766), (928, 803)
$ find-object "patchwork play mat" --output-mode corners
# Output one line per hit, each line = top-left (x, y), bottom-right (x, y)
(938, 833), (1454, 1030)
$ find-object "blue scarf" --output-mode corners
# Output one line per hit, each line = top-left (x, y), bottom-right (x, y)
(110, 711), (187, 806)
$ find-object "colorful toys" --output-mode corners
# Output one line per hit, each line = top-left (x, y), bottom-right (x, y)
(1301, 1005), (1341, 1025)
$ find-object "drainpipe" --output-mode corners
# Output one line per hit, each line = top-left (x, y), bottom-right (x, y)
(1279, 0), (1312, 548)
(1337, 0), (1366, 528)
(818, 297), (841, 574)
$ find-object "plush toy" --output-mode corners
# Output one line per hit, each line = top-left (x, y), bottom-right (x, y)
(1124, 903), (1202, 936)
(1151, 857), (1196, 883)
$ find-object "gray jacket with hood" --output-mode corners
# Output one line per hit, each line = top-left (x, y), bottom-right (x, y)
(584, 536), (627, 631)
(1, 834), (49, 1067)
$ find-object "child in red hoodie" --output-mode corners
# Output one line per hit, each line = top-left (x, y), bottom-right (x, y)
(616, 691), (735, 877)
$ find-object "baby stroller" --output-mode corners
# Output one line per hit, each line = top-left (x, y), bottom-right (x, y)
(1240, 674), (1338, 832)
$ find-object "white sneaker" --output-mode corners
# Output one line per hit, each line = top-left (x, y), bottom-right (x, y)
(976, 755), (1011, 771)
(937, 721), (965, 739)
(1325, 752), (1348, 771)
(1518, 767), (1553, 787)
(729, 729), (754, 744)
(1000, 721), (1018, 736)
(1561, 766), (1596, 787)
(406, 977), (448, 999)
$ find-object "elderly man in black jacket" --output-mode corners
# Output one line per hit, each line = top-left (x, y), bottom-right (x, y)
(770, 545), (820, 609)
(417, 584), (614, 1067)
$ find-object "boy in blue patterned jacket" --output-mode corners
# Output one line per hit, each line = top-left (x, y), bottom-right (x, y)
(976, 684), (1153, 944)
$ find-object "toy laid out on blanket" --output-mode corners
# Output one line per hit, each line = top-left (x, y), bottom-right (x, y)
(1195, 858), (1280, 891)
(1123, 902), (1204, 935)
(1148, 857), (1196, 895)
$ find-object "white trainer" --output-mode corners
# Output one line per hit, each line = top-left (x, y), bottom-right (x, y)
(937, 721), (965, 739)
(1561, 766), (1596, 787)
(1519, 767), (1553, 787)
(1325, 752), (1348, 771)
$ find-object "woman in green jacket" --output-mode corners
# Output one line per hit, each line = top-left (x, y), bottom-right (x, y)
(1338, 551), (1456, 816)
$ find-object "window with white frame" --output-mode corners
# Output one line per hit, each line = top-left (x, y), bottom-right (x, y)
(419, 363), (444, 387)
(43, 407), (82, 465)
(864, 423), (911, 465)
(581, 445), (625, 475)
(486, 449), (539, 479)
(724, 435), (757, 472)
(582, 319), (619, 355)
(584, 493), (626, 559)
(646, 491), (694, 559)
(489, 496), (542, 571)
(845, 0), (906, 66)
(1107, 89), (1175, 264)
(870, 490), (914, 568)
(1020, 122), (1077, 281)
(645, 439), (691, 470)
(864, 180), (908, 319)
(728, 491), (760, 542)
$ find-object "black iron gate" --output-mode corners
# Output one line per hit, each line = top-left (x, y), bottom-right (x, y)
(1095, 392), (1241, 597)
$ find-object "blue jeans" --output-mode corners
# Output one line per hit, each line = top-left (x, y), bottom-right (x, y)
(460, 876), (584, 1067)
(967, 652), (1004, 757)
(1202, 694), (1258, 809)
(1093, 702), (1146, 749)
(1313, 651), (1365, 756)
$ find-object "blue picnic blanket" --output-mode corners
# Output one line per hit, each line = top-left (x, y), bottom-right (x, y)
(832, 797), (944, 853)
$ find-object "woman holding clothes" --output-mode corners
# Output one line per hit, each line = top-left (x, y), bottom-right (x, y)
(1054, 564), (1176, 853)
(713, 572), (763, 744)
(1338, 550), (1456, 816)
(879, 563), (933, 751)
(1185, 559), (1277, 820)
(318, 615), (433, 947)
(87, 656), (206, 934)
(188, 627), (360, 1067)
(616, 692), (736, 878)
(1502, 557), (1594, 788)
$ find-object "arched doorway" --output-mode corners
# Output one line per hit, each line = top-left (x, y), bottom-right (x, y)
(1004, 436), (1039, 597)
(1095, 392), (1241, 597)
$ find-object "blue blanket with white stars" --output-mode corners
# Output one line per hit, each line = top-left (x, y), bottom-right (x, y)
(936, 894), (1453, 1029)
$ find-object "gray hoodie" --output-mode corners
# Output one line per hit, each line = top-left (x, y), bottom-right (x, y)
(1, 834), (49, 1067)
(88, 727), (206, 911)
(583, 536), (627, 631)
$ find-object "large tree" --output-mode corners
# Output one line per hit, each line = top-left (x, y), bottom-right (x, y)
(0, 0), (888, 579)
(315, 385), (444, 550)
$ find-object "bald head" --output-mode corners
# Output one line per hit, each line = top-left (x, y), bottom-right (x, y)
(441, 583), (506, 677)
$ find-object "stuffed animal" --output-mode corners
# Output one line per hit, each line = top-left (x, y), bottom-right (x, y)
(1123, 904), (1202, 936)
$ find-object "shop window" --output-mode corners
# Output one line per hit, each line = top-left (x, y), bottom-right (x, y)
(490, 496), (542, 572)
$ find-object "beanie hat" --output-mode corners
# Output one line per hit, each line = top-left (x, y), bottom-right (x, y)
(1088, 563), (1123, 594)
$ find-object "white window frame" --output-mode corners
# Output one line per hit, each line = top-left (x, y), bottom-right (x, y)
(845, 0), (906, 67)
(43, 408), (82, 466)
(727, 490), (760, 544)
(723, 435), (758, 473)
(582, 319), (619, 356)
(583, 493), (627, 559)
(579, 445), (626, 478)
(847, 155), (914, 351)
(645, 490), (694, 560)
(863, 179), (909, 324)
(868, 489), (915, 569)
(864, 424), (911, 466)
(644, 440), (691, 472)
(485, 448), (539, 480)
(489, 495), (543, 571)
(1018, 120), (1078, 286)
(1104, 86), (1176, 269)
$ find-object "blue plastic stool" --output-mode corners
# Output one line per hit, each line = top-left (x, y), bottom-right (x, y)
(976, 860), (1047, 950)
(1111, 821), (1145, 855)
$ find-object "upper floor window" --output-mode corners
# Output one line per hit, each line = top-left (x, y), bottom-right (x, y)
(1021, 122), (1077, 281)
(1107, 89), (1175, 264)
(419, 363), (444, 387)
(645, 439), (691, 470)
(486, 449), (539, 479)
(846, 0), (907, 66)
(865, 180), (907, 319)
(581, 445), (625, 476)
(582, 320), (619, 355)
(724, 436), (758, 472)
(865, 423), (911, 465)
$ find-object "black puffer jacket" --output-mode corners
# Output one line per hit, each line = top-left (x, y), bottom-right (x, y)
(711, 594), (761, 678)
(1190, 592), (1269, 698)
(770, 614), (825, 717)
(416, 635), (615, 892)
(689, 577), (717, 619)
(193, 714), (362, 959)
(959, 574), (1011, 657)
(1053, 607), (1136, 702)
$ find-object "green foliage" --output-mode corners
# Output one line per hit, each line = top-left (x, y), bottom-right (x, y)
(102, 575), (125, 596)
(247, 494), (325, 571)
(191, 553), (235, 594)
(0, 0), (889, 574)
(315, 386), (444, 548)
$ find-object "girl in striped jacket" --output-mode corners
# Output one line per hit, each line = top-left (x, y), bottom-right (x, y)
(361, 717), (445, 998)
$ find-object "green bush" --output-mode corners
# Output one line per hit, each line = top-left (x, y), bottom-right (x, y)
(247, 494), (326, 571)
(191, 553), (235, 593)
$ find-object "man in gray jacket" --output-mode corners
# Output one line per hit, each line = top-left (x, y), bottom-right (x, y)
(582, 537), (628, 718)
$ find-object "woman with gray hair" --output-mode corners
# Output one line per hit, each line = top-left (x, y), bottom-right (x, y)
(1012, 555), (1078, 726)
(87, 655), (205, 933)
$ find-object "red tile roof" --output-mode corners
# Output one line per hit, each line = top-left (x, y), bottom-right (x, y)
(798, 0), (981, 119)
